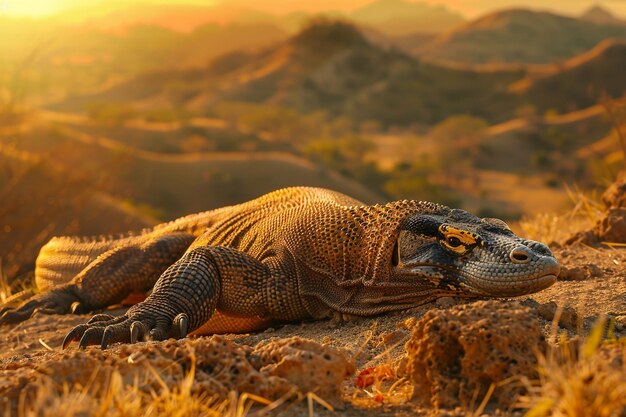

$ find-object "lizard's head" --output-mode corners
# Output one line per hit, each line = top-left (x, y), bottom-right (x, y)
(392, 208), (559, 297)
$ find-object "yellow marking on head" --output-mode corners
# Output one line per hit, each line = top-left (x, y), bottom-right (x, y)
(438, 224), (482, 254)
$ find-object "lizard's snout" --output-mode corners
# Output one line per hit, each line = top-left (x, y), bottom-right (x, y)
(509, 240), (554, 264)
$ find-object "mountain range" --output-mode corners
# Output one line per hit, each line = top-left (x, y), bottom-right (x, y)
(54, 17), (626, 127)
(412, 7), (626, 64)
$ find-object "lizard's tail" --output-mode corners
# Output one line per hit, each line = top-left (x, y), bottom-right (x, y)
(34, 236), (123, 291)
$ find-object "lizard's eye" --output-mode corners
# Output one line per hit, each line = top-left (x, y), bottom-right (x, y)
(438, 224), (481, 255)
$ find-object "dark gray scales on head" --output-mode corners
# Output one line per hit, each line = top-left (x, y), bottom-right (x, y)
(0, 187), (560, 349)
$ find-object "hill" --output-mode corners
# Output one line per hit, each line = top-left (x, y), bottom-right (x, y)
(0, 113), (386, 280)
(50, 19), (626, 130)
(7, 116), (385, 216)
(0, 144), (155, 281)
(0, 17), (287, 100)
(581, 4), (625, 26)
(512, 39), (626, 113)
(415, 8), (626, 64)
(55, 20), (523, 126)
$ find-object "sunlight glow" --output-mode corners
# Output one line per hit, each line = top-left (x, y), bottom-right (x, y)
(0, 0), (218, 18)
(0, 0), (65, 16)
(0, 0), (624, 20)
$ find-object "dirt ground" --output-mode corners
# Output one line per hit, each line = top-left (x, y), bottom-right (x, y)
(1, 242), (624, 417)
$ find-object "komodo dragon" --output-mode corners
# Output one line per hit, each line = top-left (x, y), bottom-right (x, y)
(0, 187), (560, 349)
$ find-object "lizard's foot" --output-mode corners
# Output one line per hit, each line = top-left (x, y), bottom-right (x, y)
(62, 309), (189, 349)
(0, 285), (84, 326)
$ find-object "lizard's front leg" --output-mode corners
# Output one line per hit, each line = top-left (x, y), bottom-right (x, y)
(0, 233), (194, 326)
(62, 246), (272, 349)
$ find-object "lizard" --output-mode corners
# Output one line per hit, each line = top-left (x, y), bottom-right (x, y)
(0, 187), (560, 349)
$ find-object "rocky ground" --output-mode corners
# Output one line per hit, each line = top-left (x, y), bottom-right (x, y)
(1, 176), (625, 417)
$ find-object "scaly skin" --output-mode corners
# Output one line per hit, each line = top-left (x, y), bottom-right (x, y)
(0, 187), (560, 349)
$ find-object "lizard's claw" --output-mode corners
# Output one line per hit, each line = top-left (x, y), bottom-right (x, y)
(62, 309), (189, 349)
(0, 285), (83, 326)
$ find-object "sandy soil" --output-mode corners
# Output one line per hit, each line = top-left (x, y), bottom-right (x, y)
(1, 243), (624, 416)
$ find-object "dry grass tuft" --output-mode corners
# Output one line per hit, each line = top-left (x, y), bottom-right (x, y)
(0, 258), (37, 311)
(6, 355), (311, 417)
(520, 318), (626, 417)
(0, 259), (10, 304)
(11, 359), (227, 417)
(5, 353), (338, 417)
(519, 185), (604, 244)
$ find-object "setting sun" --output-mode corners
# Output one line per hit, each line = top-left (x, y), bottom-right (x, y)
(1, 0), (65, 16)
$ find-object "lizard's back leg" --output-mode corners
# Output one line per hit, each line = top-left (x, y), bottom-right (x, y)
(0, 233), (195, 325)
(62, 245), (278, 349)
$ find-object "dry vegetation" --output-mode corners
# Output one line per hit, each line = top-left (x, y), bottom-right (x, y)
(521, 322), (626, 417)
(519, 186), (604, 244)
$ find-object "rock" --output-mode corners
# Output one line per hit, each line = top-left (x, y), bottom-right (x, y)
(559, 266), (586, 281)
(602, 171), (626, 209)
(250, 336), (355, 406)
(559, 264), (604, 281)
(565, 230), (596, 246)
(0, 335), (354, 411)
(565, 172), (626, 245)
(529, 300), (579, 330)
(403, 300), (545, 410)
(587, 264), (604, 277)
(597, 208), (626, 243)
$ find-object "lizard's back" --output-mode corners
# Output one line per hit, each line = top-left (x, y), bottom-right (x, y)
(35, 187), (365, 290)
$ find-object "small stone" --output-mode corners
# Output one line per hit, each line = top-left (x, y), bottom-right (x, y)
(558, 266), (586, 281)
(598, 208), (626, 243)
(585, 264), (604, 278)
(602, 171), (626, 209)
(564, 230), (596, 246)
(559, 264), (604, 280)
(534, 301), (579, 330)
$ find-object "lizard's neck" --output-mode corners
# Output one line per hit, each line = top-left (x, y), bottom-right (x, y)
(296, 199), (440, 319)
(347, 200), (426, 285)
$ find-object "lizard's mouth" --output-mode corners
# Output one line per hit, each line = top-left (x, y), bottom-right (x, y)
(459, 272), (558, 297)
(395, 260), (559, 298)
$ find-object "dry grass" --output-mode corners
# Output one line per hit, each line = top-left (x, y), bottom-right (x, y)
(0, 259), (35, 308)
(520, 319), (626, 417)
(6, 355), (319, 417)
(518, 185), (604, 244)
(4, 353), (338, 417)
(8, 359), (226, 417)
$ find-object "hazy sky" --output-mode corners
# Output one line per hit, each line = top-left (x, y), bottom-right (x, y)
(1, 0), (625, 19)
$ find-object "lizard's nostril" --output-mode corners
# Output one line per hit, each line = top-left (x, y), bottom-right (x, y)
(510, 247), (531, 264)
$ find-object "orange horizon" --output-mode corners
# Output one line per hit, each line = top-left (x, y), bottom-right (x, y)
(1, 0), (625, 22)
